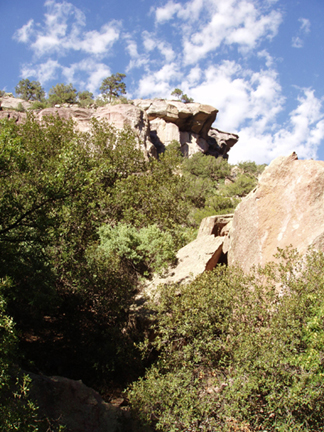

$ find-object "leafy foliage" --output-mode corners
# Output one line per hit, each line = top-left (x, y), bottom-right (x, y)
(100, 73), (127, 102)
(97, 223), (178, 276)
(0, 280), (39, 431)
(0, 115), (149, 388)
(15, 79), (45, 102)
(222, 173), (257, 197)
(182, 152), (231, 180)
(78, 90), (94, 107)
(129, 248), (324, 431)
(107, 143), (190, 230)
(48, 83), (78, 105)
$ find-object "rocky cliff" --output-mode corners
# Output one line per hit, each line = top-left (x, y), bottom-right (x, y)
(146, 152), (324, 293)
(0, 96), (238, 159)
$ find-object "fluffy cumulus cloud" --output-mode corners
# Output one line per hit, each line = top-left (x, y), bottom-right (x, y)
(14, 0), (120, 57)
(61, 59), (111, 93)
(153, 0), (282, 64)
(137, 63), (182, 98)
(21, 59), (62, 84)
(14, 0), (120, 92)
(229, 89), (324, 163)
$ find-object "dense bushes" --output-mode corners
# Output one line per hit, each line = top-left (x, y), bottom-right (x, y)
(0, 115), (151, 396)
(129, 248), (324, 431)
(0, 113), (269, 429)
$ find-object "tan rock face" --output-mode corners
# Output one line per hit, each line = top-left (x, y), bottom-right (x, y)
(133, 99), (218, 138)
(37, 107), (92, 132)
(1, 98), (238, 159)
(0, 110), (27, 124)
(197, 214), (233, 237)
(149, 118), (180, 151)
(0, 96), (32, 110)
(145, 236), (225, 296)
(228, 153), (324, 272)
(36, 104), (152, 157)
(180, 131), (209, 156)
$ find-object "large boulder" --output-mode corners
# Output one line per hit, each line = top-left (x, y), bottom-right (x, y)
(0, 95), (32, 110)
(144, 235), (225, 298)
(228, 152), (324, 272)
(133, 99), (218, 138)
(29, 374), (123, 432)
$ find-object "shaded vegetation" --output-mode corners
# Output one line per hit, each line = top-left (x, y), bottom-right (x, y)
(129, 248), (324, 432)
(0, 113), (266, 428)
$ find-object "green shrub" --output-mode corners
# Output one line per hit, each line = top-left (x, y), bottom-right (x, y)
(95, 97), (106, 107)
(182, 153), (231, 180)
(237, 160), (267, 176)
(129, 248), (324, 431)
(97, 223), (178, 276)
(191, 194), (238, 225)
(0, 279), (39, 431)
(16, 102), (26, 112)
(0, 115), (147, 387)
(30, 100), (49, 110)
(78, 90), (94, 107)
(222, 173), (257, 197)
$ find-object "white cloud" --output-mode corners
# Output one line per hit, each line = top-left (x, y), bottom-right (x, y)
(21, 59), (62, 83)
(141, 31), (175, 62)
(78, 23), (120, 55)
(142, 31), (156, 51)
(229, 89), (324, 163)
(180, 0), (282, 64)
(155, 1), (182, 23)
(257, 50), (274, 68)
(62, 59), (111, 94)
(15, 0), (120, 57)
(124, 35), (149, 72)
(13, 19), (34, 43)
(292, 36), (303, 48)
(137, 63), (182, 98)
(292, 17), (311, 48)
(299, 18), (311, 34)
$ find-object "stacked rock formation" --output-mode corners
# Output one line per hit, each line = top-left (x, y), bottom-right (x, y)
(0, 96), (239, 159)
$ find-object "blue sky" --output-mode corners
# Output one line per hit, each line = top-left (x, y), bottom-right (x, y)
(1, 0), (324, 164)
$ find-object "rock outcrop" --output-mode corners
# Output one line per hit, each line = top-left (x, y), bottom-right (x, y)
(0, 95), (32, 110)
(133, 99), (217, 138)
(227, 153), (324, 272)
(0, 97), (239, 159)
(0, 110), (27, 123)
(144, 214), (233, 297)
(133, 99), (238, 157)
(207, 128), (239, 158)
(29, 373), (141, 432)
(197, 214), (234, 237)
